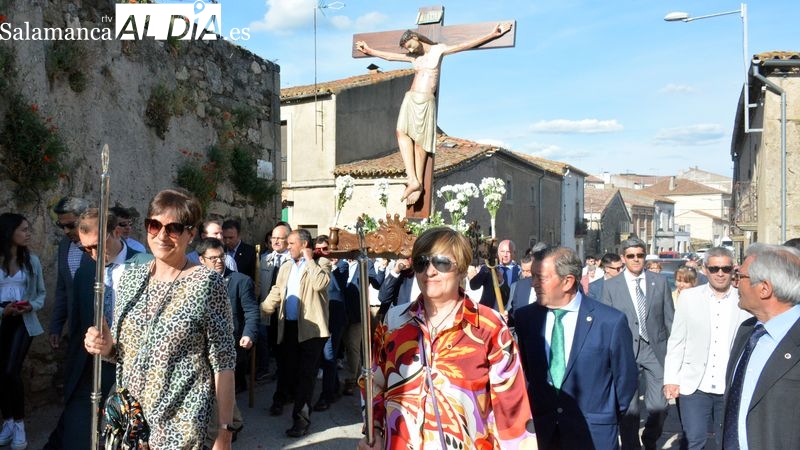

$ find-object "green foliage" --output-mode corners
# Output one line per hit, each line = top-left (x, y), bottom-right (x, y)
(145, 84), (173, 139)
(0, 96), (68, 203)
(46, 41), (87, 93)
(174, 147), (225, 210)
(230, 146), (277, 206)
(406, 210), (446, 236)
(231, 105), (257, 129)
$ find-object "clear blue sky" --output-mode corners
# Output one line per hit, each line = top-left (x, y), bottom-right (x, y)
(216, 0), (798, 178)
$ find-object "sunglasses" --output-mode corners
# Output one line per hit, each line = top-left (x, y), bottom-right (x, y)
(144, 218), (193, 239)
(605, 265), (624, 272)
(624, 253), (646, 260)
(412, 254), (456, 273)
(707, 265), (734, 274)
(56, 221), (77, 230)
(732, 271), (751, 283)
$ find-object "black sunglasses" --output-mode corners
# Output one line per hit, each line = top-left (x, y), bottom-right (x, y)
(144, 218), (193, 239)
(412, 254), (456, 273)
(624, 253), (646, 260)
(707, 265), (734, 274)
(55, 221), (77, 230)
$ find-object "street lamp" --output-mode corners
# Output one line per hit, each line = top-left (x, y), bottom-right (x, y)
(664, 3), (760, 134)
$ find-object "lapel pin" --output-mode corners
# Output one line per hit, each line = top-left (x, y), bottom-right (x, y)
(586, 316), (593, 322)
(785, 353), (792, 359)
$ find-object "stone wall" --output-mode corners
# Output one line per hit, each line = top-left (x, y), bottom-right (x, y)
(0, 0), (281, 404)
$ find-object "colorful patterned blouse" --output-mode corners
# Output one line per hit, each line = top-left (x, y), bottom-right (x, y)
(368, 291), (537, 449)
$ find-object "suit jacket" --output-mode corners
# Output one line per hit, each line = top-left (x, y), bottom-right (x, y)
(231, 241), (256, 280)
(507, 278), (535, 327)
(602, 270), (674, 364)
(516, 294), (637, 450)
(223, 269), (260, 341)
(724, 315), (800, 450)
(588, 278), (605, 301)
(62, 246), (140, 403)
(336, 259), (384, 324)
(664, 285), (750, 395)
(258, 251), (288, 301)
(261, 256), (331, 343)
(468, 264), (518, 310)
(50, 236), (90, 336)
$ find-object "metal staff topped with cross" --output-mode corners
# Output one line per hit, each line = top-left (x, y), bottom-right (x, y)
(353, 6), (516, 219)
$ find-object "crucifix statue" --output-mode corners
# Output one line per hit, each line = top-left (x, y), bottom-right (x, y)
(353, 6), (515, 219)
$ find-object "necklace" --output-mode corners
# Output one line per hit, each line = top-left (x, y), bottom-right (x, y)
(145, 260), (188, 321)
(425, 299), (461, 337)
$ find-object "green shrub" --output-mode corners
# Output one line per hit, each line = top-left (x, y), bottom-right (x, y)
(145, 84), (173, 139)
(230, 146), (277, 206)
(46, 41), (87, 93)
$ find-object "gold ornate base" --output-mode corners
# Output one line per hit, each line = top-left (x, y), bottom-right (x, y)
(329, 214), (416, 259)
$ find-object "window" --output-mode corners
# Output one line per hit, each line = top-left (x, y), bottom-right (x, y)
(529, 185), (536, 205)
(505, 177), (513, 202)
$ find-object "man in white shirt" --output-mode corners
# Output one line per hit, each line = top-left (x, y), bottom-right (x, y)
(663, 247), (750, 450)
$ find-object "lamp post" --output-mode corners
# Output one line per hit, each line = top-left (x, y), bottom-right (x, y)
(664, 3), (760, 134)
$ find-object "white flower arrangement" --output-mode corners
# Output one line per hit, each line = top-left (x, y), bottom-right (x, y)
(436, 182), (479, 229)
(333, 175), (355, 227)
(479, 177), (506, 238)
(373, 178), (390, 216)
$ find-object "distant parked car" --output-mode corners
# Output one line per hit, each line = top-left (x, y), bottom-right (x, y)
(658, 251), (680, 259)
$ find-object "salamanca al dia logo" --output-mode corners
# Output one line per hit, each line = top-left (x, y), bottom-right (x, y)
(116, 0), (222, 41)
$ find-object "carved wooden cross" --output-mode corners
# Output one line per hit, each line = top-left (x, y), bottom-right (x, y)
(352, 6), (516, 219)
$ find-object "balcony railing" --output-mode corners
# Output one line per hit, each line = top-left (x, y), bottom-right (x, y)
(732, 181), (758, 230)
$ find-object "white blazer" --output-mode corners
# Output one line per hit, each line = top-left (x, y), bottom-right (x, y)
(663, 284), (751, 395)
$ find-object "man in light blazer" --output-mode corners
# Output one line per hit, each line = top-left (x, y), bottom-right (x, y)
(602, 237), (674, 450)
(663, 247), (751, 450)
(261, 228), (331, 438)
(721, 243), (800, 450)
(516, 246), (637, 449)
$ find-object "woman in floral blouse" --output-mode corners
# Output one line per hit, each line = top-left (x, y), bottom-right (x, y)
(358, 227), (537, 450)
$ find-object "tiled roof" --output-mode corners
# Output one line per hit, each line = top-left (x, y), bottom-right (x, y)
(333, 134), (497, 178)
(618, 187), (674, 207)
(676, 209), (723, 221)
(281, 69), (414, 101)
(585, 174), (605, 183)
(613, 173), (669, 186)
(644, 178), (725, 196)
(584, 186), (619, 211)
(511, 152), (590, 177)
(755, 51), (800, 62)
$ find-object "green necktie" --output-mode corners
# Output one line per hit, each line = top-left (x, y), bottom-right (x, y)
(549, 309), (567, 390)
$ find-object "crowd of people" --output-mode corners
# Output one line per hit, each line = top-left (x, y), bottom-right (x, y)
(1, 189), (800, 449)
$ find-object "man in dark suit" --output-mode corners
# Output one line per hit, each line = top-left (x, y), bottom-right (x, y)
(257, 223), (291, 382)
(222, 219), (256, 279)
(588, 253), (625, 300)
(197, 238), (259, 392)
(602, 237), (674, 450)
(516, 246), (637, 449)
(468, 239), (520, 310)
(721, 243), (800, 450)
(48, 196), (91, 350)
(43, 208), (145, 450)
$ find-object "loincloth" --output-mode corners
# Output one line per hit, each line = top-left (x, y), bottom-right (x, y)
(396, 91), (437, 154)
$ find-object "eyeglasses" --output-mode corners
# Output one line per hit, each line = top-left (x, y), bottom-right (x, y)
(56, 221), (77, 230)
(707, 265), (734, 274)
(412, 254), (456, 273)
(144, 218), (193, 239)
(605, 265), (624, 272)
(117, 221), (132, 228)
(732, 271), (751, 283)
(201, 255), (224, 263)
(624, 253), (646, 260)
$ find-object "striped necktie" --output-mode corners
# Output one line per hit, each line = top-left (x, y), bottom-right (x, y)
(635, 278), (648, 340)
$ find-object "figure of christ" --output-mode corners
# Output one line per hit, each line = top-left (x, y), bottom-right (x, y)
(356, 22), (512, 205)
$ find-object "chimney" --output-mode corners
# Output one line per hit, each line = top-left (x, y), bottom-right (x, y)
(367, 63), (381, 74)
(669, 176), (676, 191)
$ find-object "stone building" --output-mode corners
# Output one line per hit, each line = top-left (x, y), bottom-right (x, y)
(731, 51), (800, 247)
(584, 186), (631, 256)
